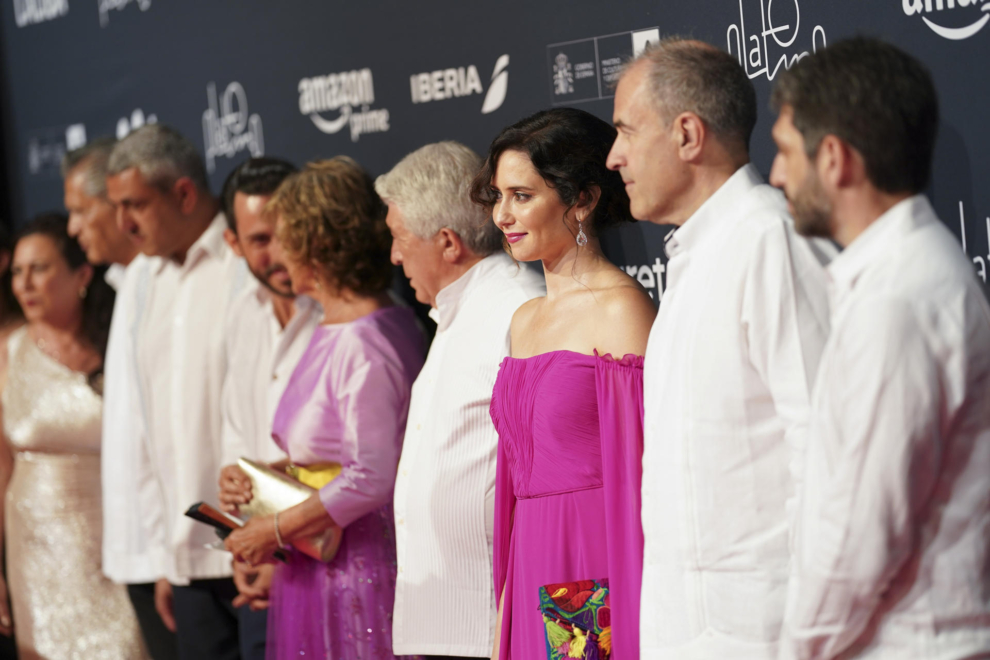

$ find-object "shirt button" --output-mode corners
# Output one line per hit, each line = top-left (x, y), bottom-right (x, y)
(271, 373), (278, 381)
(402, 470), (408, 477)
(398, 566), (404, 573)
(397, 518), (404, 525)
(416, 424), (422, 431)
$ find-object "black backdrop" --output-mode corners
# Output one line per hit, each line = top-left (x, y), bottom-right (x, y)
(2, 0), (989, 301)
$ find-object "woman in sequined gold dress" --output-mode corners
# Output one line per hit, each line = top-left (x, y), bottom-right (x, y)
(224, 158), (424, 660)
(0, 214), (148, 659)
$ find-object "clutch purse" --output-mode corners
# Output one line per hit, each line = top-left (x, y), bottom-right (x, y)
(539, 578), (611, 659)
(236, 457), (343, 563)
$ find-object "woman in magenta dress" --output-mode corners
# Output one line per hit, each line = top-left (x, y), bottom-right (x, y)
(470, 108), (656, 660)
(225, 158), (424, 660)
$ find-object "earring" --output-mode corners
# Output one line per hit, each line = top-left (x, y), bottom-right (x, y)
(78, 286), (87, 299)
(576, 219), (588, 247)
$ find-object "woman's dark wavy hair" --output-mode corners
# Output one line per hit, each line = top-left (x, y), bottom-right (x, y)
(14, 213), (115, 362)
(469, 107), (633, 235)
(0, 221), (22, 324)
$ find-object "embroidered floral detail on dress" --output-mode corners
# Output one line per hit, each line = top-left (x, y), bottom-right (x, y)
(540, 578), (611, 659)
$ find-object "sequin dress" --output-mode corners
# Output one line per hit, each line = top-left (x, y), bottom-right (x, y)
(267, 307), (424, 660)
(2, 327), (148, 660)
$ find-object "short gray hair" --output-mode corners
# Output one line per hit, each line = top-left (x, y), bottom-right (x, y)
(375, 141), (501, 256)
(61, 136), (116, 197)
(108, 124), (210, 192)
(627, 37), (757, 152)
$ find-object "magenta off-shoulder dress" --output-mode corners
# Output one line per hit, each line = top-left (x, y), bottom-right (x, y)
(491, 351), (645, 660)
(266, 307), (424, 660)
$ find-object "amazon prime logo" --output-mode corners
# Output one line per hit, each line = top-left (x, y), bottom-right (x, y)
(298, 68), (390, 142)
(902, 0), (990, 40)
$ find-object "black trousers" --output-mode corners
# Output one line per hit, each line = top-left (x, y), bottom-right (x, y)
(128, 582), (179, 660)
(172, 578), (267, 660)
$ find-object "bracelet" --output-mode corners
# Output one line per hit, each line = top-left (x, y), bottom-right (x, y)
(273, 511), (286, 549)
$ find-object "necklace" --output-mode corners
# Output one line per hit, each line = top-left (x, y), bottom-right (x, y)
(34, 335), (63, 363)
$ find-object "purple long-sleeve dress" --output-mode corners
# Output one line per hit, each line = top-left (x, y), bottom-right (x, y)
(491, 351), (645, 660)
(266, 306), (424, 660)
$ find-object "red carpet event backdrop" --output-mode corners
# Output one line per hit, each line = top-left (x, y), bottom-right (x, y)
(2, 0), (989, 297)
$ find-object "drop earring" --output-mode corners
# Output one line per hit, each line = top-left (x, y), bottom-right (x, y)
(575, 218), (588, 247)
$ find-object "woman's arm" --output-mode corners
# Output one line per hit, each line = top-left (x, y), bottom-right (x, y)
(0, 335), (15, 636)
(491, 587), (505, 660)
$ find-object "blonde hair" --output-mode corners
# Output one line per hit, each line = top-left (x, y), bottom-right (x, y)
(270, 156), (391, 295)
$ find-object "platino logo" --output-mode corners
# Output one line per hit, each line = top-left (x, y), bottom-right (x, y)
(202, 82), (264, 173)
(13, 0), (68, 27)
(902, 0), (990, 39)
(116, 108), (156, 139)
(958, 201), (990, 283)
(409, 54), (510, 114)
(553, 53), (574, 95)
(98, 0), (150, 27)
(298, 68), (390, 142)
(727, 0), (827, 81)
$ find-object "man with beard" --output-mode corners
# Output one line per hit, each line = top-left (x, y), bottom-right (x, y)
(607, 37), (834, 659)
(770, 37), (990, 659)
(215, 158), (320, 641)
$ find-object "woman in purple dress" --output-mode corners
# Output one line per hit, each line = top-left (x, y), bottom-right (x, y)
(224, 157), (424, 660)
(470, 109), (656, 660)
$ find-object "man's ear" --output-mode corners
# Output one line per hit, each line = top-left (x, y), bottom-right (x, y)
(173, 177), (200, 215)
(438, 227), (467, 264)
(673, 112), (707, 163)
(223, 228), (245, 257)
(816, 135), (860, 192)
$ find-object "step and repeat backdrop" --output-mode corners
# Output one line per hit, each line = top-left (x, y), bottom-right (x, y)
(2, 0), (989, 300)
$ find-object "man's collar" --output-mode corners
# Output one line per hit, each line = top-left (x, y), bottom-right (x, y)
(154, 212), (228, 274)
(104, 263), (126, 291)
(827, 194), (933, 294)
(665, 164), (762, 259)
(431, 252), (513, 331)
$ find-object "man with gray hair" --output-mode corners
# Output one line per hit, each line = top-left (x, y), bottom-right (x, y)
(607, 38), (833, 658)
(378, 141), (544, 660)
(63, 136), (138, 273)
(106, 124), (255, 660)
(64, 137), (176, 659)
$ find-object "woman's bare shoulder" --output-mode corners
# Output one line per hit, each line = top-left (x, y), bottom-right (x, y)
(592, 278), (657, 357)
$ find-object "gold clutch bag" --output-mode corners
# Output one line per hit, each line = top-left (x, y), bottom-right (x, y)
(236, 457), (343, 563)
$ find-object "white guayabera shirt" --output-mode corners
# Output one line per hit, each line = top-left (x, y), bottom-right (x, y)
(780, 196), (990, 660)
(640, 165), (834, 659)
(391, 253), (545, 657)
(133, 214), (247, 585)
(102, 253), (170, 585)
(219, 282), (320, 466)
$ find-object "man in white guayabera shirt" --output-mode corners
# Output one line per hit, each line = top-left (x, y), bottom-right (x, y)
(607, 38), (834, 659)
(106, 125), (248, 660)
(377, 142), (545, 660)
(214, 157), (321, 655)
(63, 138), (177, 660)
(770, 37), (990, 660)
